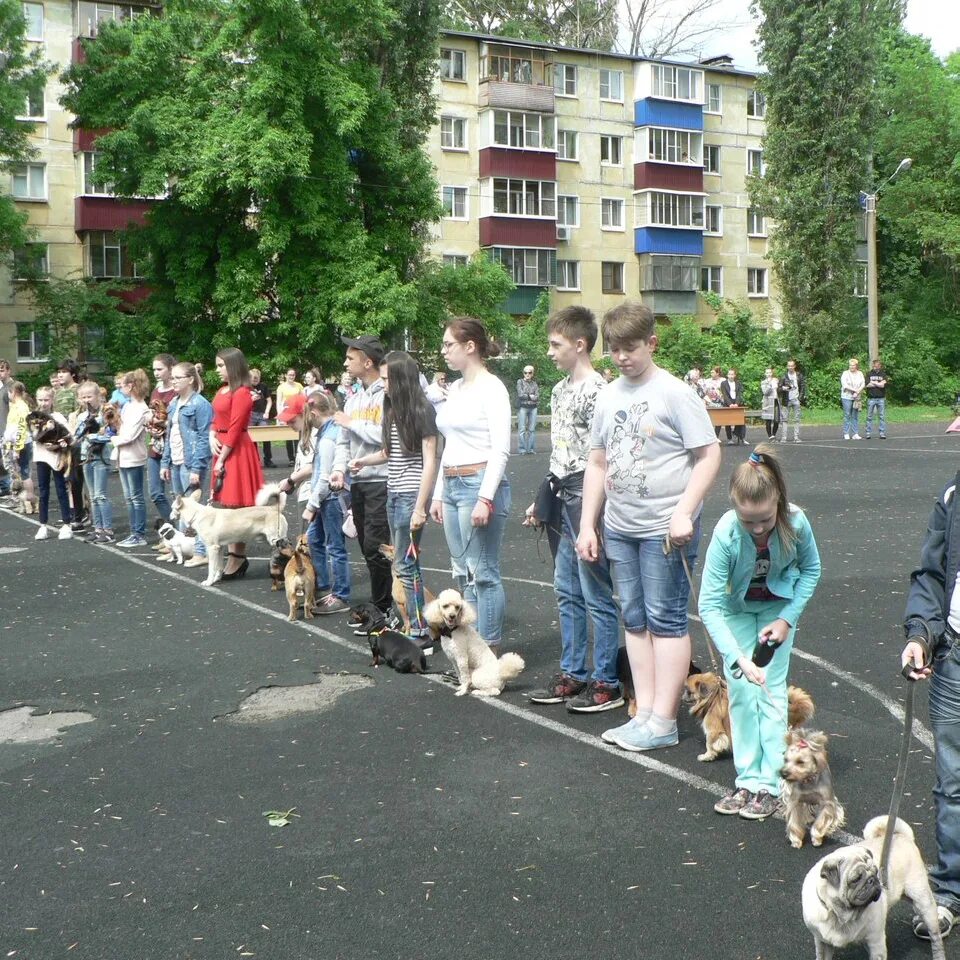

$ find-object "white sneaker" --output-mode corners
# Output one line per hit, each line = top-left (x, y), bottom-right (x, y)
(844, 434), (850, 440)
(34, 524), (49, 541)
(852, 434), (862, 440)
(58, 524), (73, 540)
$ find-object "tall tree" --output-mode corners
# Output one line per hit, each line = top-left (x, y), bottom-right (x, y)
(60, 0), (444, 372)
(750, 0), (905, 361)
(621, 0), (728, 59)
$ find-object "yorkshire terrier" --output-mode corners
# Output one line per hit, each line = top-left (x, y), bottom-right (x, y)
(780, 728), (846, 848)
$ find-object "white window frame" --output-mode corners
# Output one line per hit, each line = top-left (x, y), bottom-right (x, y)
(703, 144), (720, 175)
(557, 194), (580, 228)
(747, 267), (768, 297)
(22, 2), (43, 41)
(439, 48), (466, 81)
(601, 261), (624, 294)
(746, 147), (765, 177)
(706, 82), (722, 114)
(700, 266), (723, 296)
(646, 127), (702, 165)
(16, 322), (48, 362)
(853, 261), (868, 297)
(557, 129), (578, 162)
(599, 134), (622, 167)
(553, 63), (577, 97)
(651, 64), (703, 103)
(491, 178), (556, 219)
(16, 83), (45, 121)
(442, 254), (468, 268)
(599, 68), (623, 102)
(82, 151), (116, 196)
(11, 162), (46, 201)
(491, 247), (554, 287)
(704, 204), (723, 236)
(601, 197), (625, 231)
(747, 89), (766, 119)
(78, 3), (151, 38)
(441, 185), (469, 220)
(491, 110), (556, 152)
(440, 116), (467, 151)
(747, 207), (766, 237)
(12, 242), (49, 280)
(640, 191), (705, 230)
(556, 260), (580, 291)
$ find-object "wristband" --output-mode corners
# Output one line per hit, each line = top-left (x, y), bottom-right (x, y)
(478, 496), (494, 511)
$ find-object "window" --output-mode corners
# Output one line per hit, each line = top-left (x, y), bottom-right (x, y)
(491, 247), (553, 286)
(601, 262), (624, 294)
(700, 266), (723, 295)
(747, 207), (766, 236)
(556, 260), (580, 291)
(600, 135), (622, 166)
(442, 186), (468, 220)
(707, 83), (722, 113)
(439, 48), (466, 81)
(83, 152), (116, 196)
(440, 116), (467, 150)
(78, 3), (151, 38)
(22, 2), (43, 41)
(86, 231), (140, 279)
(747, 267), (767, 296)
(492, 110), (555, 150)
(854, 262), (868, 297)
(18, 83), (44, 119)
(643, 260), (698, 291)
(647, 128), (700, 164)
(747, 89), (766, 119)
(647, 192), (705, 228)
(553, 63), (577, 96)
(557, 195), (579, 228)
(492, 178), (555, 217)
(599, 69), (623, 101)
(16, 322), (47, 361)
(443, 254), (468, 268)
(557, 129), (578, 161)
(12, 243), (49, 280)
(11, 163), (45, 200)
(704, 144), (720, 174)
(482, 45), (544, 85)
(601, 197), (624, 230)
(651, 64), (702, 102)
(704, 205), (722, 235)
(746, 148), (765, 177)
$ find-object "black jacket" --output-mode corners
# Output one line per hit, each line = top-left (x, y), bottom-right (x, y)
(778, 371), (807, 405)
(720, 379), (743, 406)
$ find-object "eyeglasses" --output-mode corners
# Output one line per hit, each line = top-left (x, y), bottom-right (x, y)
(523, 370), (534, 374)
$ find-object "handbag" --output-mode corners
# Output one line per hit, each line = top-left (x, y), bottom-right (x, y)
(342, 509), (357, 539)
(853, 398), (862, 411)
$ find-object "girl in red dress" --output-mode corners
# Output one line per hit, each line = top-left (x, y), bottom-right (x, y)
(211, 348), (263, 578)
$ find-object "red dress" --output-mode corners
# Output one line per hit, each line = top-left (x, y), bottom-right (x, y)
(211, 385), (263, 507)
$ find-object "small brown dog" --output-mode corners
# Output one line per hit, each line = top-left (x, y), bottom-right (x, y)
(101, 403), (121, 433)
(378, 543), (435, 633)
(682, 671), (815, 762)
(781, 728), (846, 848)
(283, 535), (316, 621)
(269, 538), (295, 591)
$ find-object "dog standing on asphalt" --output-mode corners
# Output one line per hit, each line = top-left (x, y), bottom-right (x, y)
(284, 535), (316, 621)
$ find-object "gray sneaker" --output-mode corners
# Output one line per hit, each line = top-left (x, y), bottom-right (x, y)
(738, 789), (780, 820)
(314, 595), (349, 615)
(714, 787), (753, 815)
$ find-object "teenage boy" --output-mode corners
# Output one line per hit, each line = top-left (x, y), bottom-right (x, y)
(778, 359), (806, 443)
(865, 357), (889, 440)
(578, 301), (720, 751)
(527, 307), (623, 712)
(329, 335), (393, 616)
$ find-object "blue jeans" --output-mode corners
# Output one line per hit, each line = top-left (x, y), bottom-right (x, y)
(865, 398), (886, 437)
(307, 497), (351, 600)
(517, 407), (537, 454)
(841, 398), (860, 437)
(555, 506), (621, 685)
(0, 466), (10, 495)
(82, 458), (113, 532)
(387, 491), (429, 636)
(171, 464), (207, 557)
(119, 465), (146, 537)
(928, 639), (960, 912)
(147, 455), (171, 522)
(603, 524), (701, 637)
(441, 471), (511, 645)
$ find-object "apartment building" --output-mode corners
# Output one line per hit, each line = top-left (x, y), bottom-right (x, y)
(429, 31), (779, 328)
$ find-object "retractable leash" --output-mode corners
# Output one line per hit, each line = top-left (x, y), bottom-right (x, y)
(663, 533), (721, 675)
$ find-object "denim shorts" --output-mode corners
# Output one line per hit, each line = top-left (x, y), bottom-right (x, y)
(603, 524), (700, 637)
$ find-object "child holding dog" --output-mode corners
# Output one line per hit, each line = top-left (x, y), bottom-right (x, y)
(2, 380), (35, 514)
(75, 380), (115, 543)
(31, 385), (75, 541)
(111, 369), (152, 547)
(699, 444), (822, 820)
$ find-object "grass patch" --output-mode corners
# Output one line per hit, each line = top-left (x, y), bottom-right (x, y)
(798, 405), (955, 426)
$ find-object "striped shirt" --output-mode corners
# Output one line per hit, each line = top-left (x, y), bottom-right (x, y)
(388, 422), (425, 495)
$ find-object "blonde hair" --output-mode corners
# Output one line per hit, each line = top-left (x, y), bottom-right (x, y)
(122, 368), (151, 401)
(35, 385), (54, 402)
(172, 361), (201, 392)
(729, 443), (797, 556)
(77, 379), (101, 402)
(298, 392), (337, 453)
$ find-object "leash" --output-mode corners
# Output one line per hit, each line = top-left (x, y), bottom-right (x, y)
(404, 526), (427, 632)
(663, 534), (721, 674)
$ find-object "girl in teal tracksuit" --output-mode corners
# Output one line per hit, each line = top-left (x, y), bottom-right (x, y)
(699, 444), (821, 821)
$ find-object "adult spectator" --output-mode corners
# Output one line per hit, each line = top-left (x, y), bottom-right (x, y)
(720, 367), (748, 446)
(147, 354), (177, 530)
(0, 358), (11, 501)
(303, 367), (324, 399)
(276, 368), (304, 466)
(840, 357), (865, 440)
(424, 371), (448, 408)
(865, 357), (889, 440)
(516, 364), (540, 455)
(601, 367), (617, 384)
(778, 359), (806, 443)
(760, 367), (781, 441)
(329, 336), (393, 616)
(336, 372), (355, 409)
(248, 368), (274, 467)
(684, 367), (705, 399)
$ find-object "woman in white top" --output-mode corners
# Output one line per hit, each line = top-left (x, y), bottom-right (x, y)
(429, 318), (512, 647)
(840, 357), (866, 440)
(111, 368), (152, 547)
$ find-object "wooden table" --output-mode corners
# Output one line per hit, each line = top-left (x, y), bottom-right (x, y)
(708, 407), (746, 428)
(249, 424), (298, 443)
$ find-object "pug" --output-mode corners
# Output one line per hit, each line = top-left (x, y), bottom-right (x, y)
(802, 815), (945, 960)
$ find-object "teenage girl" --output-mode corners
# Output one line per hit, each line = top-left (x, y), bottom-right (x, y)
(698, 443), (821, 821)
(111, 369), (151, 547)
(75, 380), (115, 543)
(32, 386), (74, 541)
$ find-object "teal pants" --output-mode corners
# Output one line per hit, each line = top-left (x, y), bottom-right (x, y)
(719, 600), (796, 795)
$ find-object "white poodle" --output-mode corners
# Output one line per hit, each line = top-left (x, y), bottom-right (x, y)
(424, 589), (525, 697)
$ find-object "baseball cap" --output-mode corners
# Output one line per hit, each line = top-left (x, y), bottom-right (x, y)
(278, 393), (308, 423)
(341, 334), (385, 365)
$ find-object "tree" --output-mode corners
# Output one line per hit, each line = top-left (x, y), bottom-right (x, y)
(621, 0), (729, 59)
(750, 0), (906, 362)
(60, 0), (445, 374)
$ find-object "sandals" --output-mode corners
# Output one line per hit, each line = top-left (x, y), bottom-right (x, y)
(913, 905), (955, 941)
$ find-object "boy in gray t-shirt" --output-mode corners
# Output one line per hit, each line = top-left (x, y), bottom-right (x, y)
(578, 302), (720, 752)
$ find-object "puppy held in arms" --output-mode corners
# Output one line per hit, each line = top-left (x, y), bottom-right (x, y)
(424, 589), (525, 697)
(802, 816), (946, 960)
(780, 728), (845, 849)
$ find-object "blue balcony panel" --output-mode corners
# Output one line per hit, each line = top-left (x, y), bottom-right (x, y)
(634, 99), (704, 131)
(635, 226), (703, 256)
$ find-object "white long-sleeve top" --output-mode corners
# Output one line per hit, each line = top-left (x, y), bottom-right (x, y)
(840, 369), (865, 399)
(111, 399), (150, 468)
(433, 371), (511, 502)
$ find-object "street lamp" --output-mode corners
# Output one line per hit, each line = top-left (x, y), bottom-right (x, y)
(865, 157), (912, 365)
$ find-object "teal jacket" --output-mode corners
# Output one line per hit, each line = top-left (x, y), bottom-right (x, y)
(698, 505), (822, 665)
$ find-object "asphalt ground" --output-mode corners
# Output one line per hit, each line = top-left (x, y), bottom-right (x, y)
(1, 423), (958, 960)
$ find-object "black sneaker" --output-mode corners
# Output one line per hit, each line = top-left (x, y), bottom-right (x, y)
(566, 680), (625, 713)
(71, 518), (88, 532)
(529, 673), (587, 705)
(83, 529), (101, 543)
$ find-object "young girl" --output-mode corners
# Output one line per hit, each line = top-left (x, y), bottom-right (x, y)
(2, 381), (36, 514)
(75, 380), (115, 543)
(111, 369), (151, 547)
(698, 444), (822, 820)
(352, 351), (438, 638)
(31, 386), (74, 541)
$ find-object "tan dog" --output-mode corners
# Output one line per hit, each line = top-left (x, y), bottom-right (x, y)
(682, 671), (815, 762)
(283, 535), (316, 621)
(780, 728), (845, 849)
(378, 543), (435, 633)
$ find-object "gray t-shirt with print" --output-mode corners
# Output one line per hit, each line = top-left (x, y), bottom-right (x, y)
(591, 367), (717, 537)
(550, 370), (604, 479)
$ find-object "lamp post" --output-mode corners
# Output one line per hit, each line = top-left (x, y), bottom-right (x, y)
(865, 157), (912, 365)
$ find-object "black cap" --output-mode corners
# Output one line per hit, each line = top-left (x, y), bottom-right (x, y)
(341, 334), (385, 365)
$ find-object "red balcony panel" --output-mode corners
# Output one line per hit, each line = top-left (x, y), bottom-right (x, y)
(72, 38), (87, 64)
(633, 163), (704, 193)
(479, 147), (556, 181)
(74, 127), (110, 153)
(111, 285), (151, 308)
(75, 196), (155, 233)
(479, 217), (556, 248)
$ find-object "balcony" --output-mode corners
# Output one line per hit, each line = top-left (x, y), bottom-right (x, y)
(634, 163), (703, 192)
(480, 81), (555, 114)
(479, 44), (555, 113)
(75, 196), (154, 232)
(635, 227), (703, 256)
(480, 218), (557, 248)
(634, 99), (703, 131)
(479, 148), (556, 181)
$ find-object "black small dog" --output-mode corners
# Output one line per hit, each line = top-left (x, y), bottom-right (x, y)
(26, 411), (72, 447)
(349, 603), (426, 674)
(269, 537), (295, 592)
